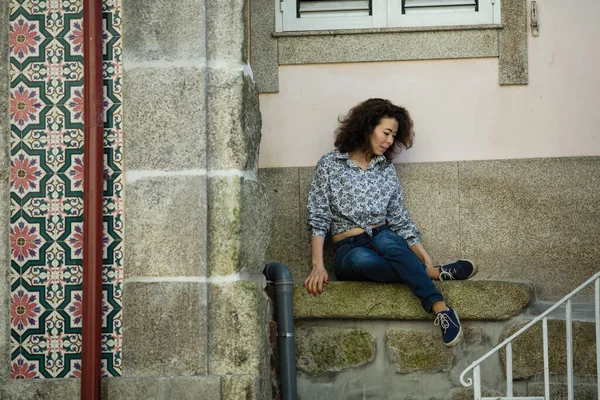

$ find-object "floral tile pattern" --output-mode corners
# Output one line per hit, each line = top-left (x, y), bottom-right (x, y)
(9, 0), (122, 378)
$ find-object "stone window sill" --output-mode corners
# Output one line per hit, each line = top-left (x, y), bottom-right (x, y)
(272, 24), (504, 38)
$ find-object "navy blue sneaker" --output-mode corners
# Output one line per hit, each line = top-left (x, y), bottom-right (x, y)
(438, 260), (477, 281)
(434, 307), (462, 347)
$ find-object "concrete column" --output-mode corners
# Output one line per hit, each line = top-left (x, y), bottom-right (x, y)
(121, 0), (272, 399)
(204, 1), (272, 399)
(121, 0), (210, 388)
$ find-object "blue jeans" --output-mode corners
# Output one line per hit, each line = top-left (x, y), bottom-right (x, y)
(334, 225), (444, 313)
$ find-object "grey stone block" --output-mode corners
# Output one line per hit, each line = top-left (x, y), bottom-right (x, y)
(207, 176), (270, 276)
(250, 0), (279, 93)
(206, 0), (249, 63)
(102, 376), (222, 400)
(221, 374), (271, 400)
(278, 28), (498, 65)
(499, 0), (528, 85)
(386, 329), (453, 373)
(396, 162), (461, 266)
(123, 0), (205, 62)
(259, 168), (305, 273)
(208, 281), (270, 375)
(0, 378), (80, 400)
(124, 66), (207, 171)
(295, 326), (376, 375)
(459, 160), (521, 261)
(207, 68), (261, 172)
(122, 281), (208, 376)
(125, 175), (207, 278)
(501, 320), (597, 380)
(291, 280), (532, 320)
(527, 381), (599, 400)
(258, 167), (300, 217)
(445, 387), (502, 400)
(459, 157), (600, 301)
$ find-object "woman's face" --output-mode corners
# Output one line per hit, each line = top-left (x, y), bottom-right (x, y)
(369, 117), (398, 156)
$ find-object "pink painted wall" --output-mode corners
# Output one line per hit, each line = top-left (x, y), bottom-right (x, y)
(258, 1), (600, 167)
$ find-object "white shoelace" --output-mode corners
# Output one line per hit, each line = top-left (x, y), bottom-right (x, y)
(434, 312), (459, 333)
(439, 268), (456, 281)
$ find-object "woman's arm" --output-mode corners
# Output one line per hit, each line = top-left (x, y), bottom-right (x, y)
(304, 157), (332, 296)
(303, 236), (329, 296)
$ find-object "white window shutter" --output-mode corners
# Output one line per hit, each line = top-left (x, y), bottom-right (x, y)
(388, 0), (497, 27)
(282, 0), (377, 31)
(277, 0), (500, 31)
(402, 0), (478, 15)
(298, 0), (371, 19)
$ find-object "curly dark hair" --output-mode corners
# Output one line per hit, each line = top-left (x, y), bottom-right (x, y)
(334, 98), (414, 161)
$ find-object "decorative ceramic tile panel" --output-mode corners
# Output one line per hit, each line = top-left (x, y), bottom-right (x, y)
(9, 0), (123, 379)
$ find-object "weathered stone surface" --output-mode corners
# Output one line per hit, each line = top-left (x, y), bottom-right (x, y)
(386, 330), (453, 373)
(460, 157), (600, 301)
(527, 381), (599, 400)
(292, 281), (532, 320)
(0, 378), (80, 400)
(125, 175), (207, 278)
(278, 28), (498, 65)
(208, 176), (270, 276)
(463, 326), (489, 347)
(124, 66), (206, 171)
(123, 282), (207, 376)
(102, 376), (221, 400)
(206, 0), (248, 63)
(123, 0), (205, 62)
(221, 374), (271, 400)
(207, 69), (261, 171)
(396, 162), (460, 266)
(499, 0), (528, 84)
(208, 281), (270, 375)
(259, 168), (304, 272)
(250, 0), (279, 92)
(295, 326), (376, 374)
(445, 386), (502, 400)
(501, 320), (598, 379)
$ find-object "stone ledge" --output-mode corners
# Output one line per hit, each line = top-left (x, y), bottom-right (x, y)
(290, 280), (532, 320)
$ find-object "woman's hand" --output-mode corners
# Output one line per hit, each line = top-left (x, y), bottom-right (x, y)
(304, 265), (329, 296)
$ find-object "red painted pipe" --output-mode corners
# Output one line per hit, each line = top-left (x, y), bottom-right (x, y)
(81, 0), (104, 398)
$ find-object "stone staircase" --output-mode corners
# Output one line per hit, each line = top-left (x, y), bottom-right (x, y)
(267, 280), (598, 400)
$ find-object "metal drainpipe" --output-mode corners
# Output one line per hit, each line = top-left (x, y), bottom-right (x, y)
(81, 0), (104, 398)
(263, 262), (298, 400)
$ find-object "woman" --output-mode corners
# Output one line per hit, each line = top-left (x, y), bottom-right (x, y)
(304, 98), (477, 347)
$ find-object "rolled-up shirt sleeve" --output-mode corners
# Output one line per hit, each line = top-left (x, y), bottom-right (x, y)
(307, 158), (332, 237)
(386, 175), (421, 247)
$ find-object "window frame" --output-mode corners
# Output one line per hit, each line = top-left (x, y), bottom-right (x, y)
(278, 0), (501, 32)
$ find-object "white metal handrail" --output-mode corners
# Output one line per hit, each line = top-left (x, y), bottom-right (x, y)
(460, 271), (600, 400)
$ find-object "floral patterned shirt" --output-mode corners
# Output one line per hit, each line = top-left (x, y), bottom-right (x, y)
(307, 150), (421, 247)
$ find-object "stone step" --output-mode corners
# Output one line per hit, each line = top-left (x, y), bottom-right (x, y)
(290, 280), (533, 320)
(528, 301), (597, 322)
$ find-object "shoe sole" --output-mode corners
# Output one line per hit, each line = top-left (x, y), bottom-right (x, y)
(443, 313), (462, 348)
(464, 259), (478, 280)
